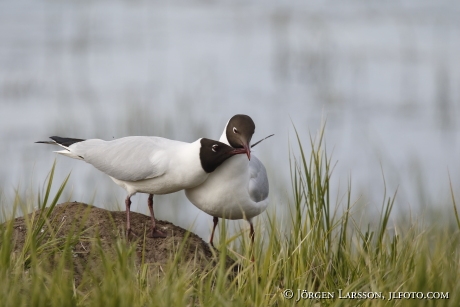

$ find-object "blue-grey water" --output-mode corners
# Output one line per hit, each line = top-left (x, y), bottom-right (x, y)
(1, 0), (459, 238)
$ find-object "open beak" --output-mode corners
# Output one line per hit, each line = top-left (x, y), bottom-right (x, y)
(230, 144), (251, 160)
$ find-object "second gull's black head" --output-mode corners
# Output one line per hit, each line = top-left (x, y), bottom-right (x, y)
(225, 114), (255, 160)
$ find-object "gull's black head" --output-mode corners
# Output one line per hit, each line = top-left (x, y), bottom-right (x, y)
(199, 138), (248, 173)
(225, 114), (255, 160)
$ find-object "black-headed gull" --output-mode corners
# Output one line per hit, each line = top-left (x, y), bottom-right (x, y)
(37, 136), (249, 238)
(185, 114), (269, 249)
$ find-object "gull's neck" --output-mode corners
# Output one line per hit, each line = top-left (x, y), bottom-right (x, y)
(219, 120), (230, 145)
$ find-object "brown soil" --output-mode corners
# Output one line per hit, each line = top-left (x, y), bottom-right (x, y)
(9, 202), (235, 284)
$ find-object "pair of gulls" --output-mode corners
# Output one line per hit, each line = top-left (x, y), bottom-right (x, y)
(38, 114), (269, 248)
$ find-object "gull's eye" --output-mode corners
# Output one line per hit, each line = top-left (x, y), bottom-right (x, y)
(233, 127), (238, 134)
(212, 144), (218, 152)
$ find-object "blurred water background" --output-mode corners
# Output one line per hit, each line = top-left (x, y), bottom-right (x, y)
(1, 0), (459, 238)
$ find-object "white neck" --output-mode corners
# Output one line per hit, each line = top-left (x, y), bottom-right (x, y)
(219, 120), (230, 145)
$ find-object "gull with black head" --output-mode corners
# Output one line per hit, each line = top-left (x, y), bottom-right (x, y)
(185, 114), (270, 255)
(37, 135), (249, 238)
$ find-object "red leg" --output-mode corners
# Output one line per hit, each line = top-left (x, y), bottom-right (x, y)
(210, 217), (218, 247)
(147, 194), (167, 238)
(125, 196), (135, 237)
(249, 220), (255, 262)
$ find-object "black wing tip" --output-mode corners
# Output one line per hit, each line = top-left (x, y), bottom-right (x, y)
(51, 136), (86, 147)
(35, 136), (86, 147)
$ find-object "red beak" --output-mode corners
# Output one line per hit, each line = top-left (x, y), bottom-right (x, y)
(230, 144), (251, 160)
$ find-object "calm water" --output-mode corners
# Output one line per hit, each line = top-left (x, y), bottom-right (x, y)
(1, 0), (459, 238)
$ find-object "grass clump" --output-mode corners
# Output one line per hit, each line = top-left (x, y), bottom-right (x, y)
(1, 128), (459, 306)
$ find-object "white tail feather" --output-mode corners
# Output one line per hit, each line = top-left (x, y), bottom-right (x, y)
(54, 150), (84, 160)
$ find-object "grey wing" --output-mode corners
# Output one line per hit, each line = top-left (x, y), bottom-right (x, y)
(248, 156), (269, 203)
(69, 136), (170, 182)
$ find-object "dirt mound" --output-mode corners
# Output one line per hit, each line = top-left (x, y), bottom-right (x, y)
(9, 202), (235, 284)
